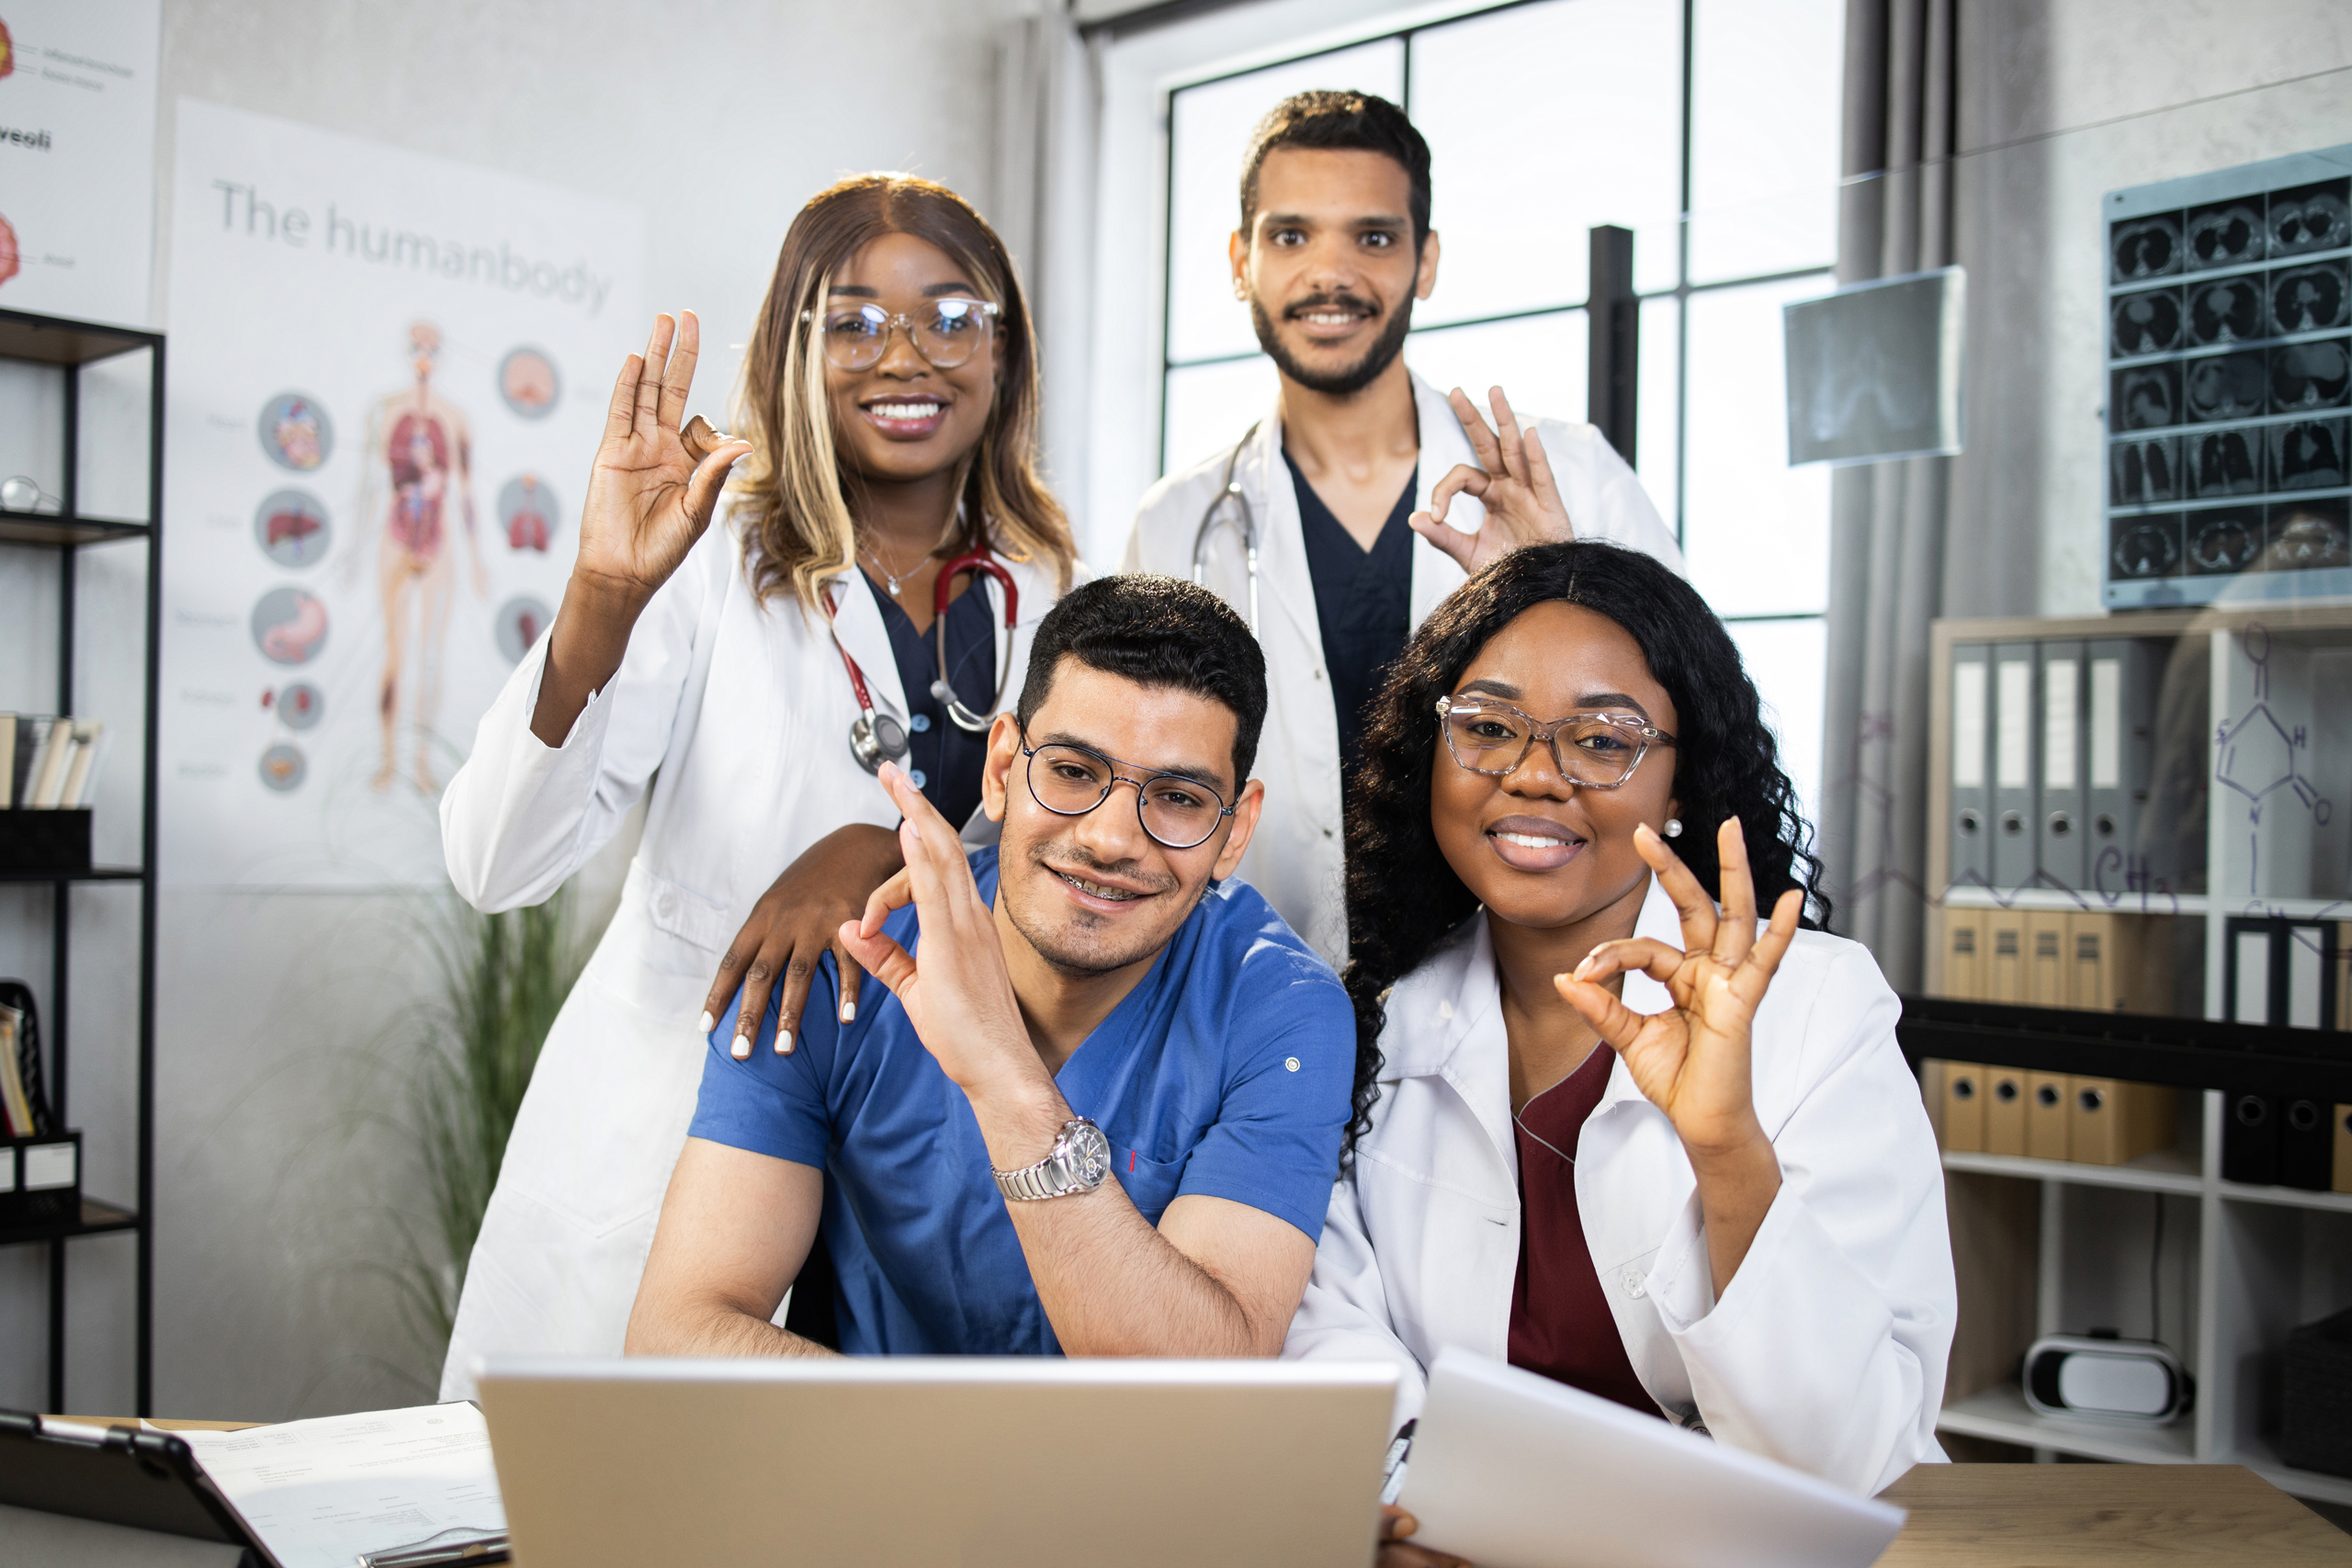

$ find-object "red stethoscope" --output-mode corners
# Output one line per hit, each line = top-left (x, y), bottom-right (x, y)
(827, 548), (1021, 775)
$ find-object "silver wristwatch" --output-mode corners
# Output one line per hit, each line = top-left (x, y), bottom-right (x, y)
(992, 1117), (1113, 1201)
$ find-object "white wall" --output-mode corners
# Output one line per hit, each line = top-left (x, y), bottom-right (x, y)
(1, 0), (1035, 1421)
(1947, 0), (2352, 619)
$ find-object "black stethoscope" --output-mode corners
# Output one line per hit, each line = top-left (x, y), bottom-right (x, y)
(826, 548), (1021, 774)
(1192, 423), (1261, 636)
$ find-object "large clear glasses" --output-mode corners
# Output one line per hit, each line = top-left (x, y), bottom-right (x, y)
(1435, 694), (1675, 789)
(1020, 736), (1236, 851)
(801, 298), (1000, 372)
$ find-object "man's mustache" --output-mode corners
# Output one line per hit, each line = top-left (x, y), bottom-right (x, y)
(1026, 839), (1179, 897)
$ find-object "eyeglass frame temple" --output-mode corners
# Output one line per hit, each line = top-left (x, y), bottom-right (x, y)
(1017, 737), (1237, 849)
(1430, 694), (1675, 789)
(797, 299), (1001, 369)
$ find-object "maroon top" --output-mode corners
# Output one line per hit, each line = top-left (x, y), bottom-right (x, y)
(1507, 1043), (1659, 1417)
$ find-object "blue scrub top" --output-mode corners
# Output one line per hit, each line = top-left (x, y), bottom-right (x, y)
(689, 847), (1355, 1356)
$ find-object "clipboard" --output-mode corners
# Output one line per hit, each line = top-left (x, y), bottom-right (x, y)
(0, 1410), (266, 1563)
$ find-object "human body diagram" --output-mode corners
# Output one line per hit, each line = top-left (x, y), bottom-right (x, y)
(356, 322), (489, 793)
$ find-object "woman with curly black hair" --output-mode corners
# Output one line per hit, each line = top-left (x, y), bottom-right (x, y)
(1285, 542), (1953, 1546)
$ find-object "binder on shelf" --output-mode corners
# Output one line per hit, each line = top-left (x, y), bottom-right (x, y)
(2027, 1071), (2072, 1160)
(1939, 908), (1986, 999)
(1984, 1069), (2029, 1155)
(1984, 907), (2029, 1003)
(2067, 913), (2115, 1011)
(2222, 1093), (2281, 1185)
(2038, 642), (2088, 891)
(2282, 1100), (2335, 1191)
(1991, 643), (2040, 891)
(1939, 1062), (1986, 1152)
(2335, 1104), (2351, 1194)
(2026, 914), (2069, 1008)
(2086, 639), (2161, 895)
(1950, 644), (1991, 889)
(2068, 1077), (2177, 1166)
(2224, 918), (2337, 1028)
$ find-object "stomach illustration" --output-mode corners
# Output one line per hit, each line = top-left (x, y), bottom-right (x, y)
(251, 588), (330, 665)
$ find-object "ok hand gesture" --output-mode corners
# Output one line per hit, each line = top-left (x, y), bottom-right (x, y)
(1555, 818), (1802, 1160)
(1408, 386), (1576, 575)
(836, 763), (1041, 1103)
(575, 310), (752, 604)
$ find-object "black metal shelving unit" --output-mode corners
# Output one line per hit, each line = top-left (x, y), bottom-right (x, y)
(0, 305), (164, 1416)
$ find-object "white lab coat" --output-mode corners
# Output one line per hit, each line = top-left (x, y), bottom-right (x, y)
(1283, 877), (1956, 1496)
(434, 516), (1063, 1399)
(1121, 373), (1684, 964)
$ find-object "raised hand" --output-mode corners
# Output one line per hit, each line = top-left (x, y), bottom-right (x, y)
(1554, 818), (1802, 1159)
(1408, 385), (1576, 575)
(530, 313), (752, 746)
(835, 764), (1042, 1100)
(574, 311), (752, 603)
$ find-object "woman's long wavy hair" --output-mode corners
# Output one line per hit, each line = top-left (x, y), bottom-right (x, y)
(1339, 541), (1829, 1158)
(728, 174), (1075, 615)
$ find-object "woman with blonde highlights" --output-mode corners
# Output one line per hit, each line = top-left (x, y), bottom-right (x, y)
(435, 175), (1079, 1395)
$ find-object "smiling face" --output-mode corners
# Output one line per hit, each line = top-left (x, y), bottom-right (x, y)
(823, 231), (1000, 485)
(1430, 602), (1680, 932)
(983, 660), (1261, 978)
(1232, 147), (1438, 397)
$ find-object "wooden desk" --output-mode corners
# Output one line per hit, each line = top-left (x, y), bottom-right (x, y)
(34, 1427), (2352, 1563)
(1876, 1464), (2348, 1564)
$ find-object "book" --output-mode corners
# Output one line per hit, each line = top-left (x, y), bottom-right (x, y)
(0, 714), (14, 807)
(11, 716), (52, 808)
(0, 1006), (32, 1139)
(58, 718), (105, 807)
(26, 719), (79, 808)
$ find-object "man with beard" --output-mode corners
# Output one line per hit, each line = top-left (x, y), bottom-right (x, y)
(1125, 91), (1683, 964)
(628, 576), (1354, 1359)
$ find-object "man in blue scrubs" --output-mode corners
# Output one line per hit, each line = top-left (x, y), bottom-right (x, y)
(627, 577), (1356, 1357)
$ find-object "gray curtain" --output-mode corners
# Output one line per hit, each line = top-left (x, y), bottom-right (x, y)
(1816, 0), (1956, 987)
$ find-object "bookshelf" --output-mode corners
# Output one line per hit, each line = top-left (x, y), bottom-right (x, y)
(0, 306), (163, 1416)
(1917, 604), (2352, 1507)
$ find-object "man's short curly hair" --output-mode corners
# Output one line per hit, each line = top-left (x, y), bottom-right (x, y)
(1240, 90), (1432, 252)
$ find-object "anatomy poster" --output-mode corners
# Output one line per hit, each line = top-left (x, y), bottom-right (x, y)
(0, 0), (160, 325)
(161, 99), (645, 886)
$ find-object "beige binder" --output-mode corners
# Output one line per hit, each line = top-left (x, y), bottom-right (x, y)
(1984, 1068), (2029, 1156)
(2068, 1077), (2177, 1166)
(2027, 1071), (2071, 1160)
(2026, 915), (2068, 1007)
(1985, 909), (2028, 1003)
(1937, 1062), (1986, 1152)
(1939, 910), (1986, 999)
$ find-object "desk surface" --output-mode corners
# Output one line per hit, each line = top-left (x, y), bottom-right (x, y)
(48, 1424), (2352, 1564)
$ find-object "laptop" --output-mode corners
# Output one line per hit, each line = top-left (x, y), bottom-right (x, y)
(475, 1356), (1397, 1568)
(1396, 1348), (1908, 1568)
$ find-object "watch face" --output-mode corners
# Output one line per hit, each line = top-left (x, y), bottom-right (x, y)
(1066, 1120), (1112, 1187)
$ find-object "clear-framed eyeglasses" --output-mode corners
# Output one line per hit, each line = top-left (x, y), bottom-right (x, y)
(800, 298), (1000, 372)
(1019, 733), (1237, 851)
(1434, 694), (1675, 789)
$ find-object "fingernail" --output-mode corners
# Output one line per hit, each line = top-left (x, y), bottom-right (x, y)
(696, 1010), (715, 1034)
(840, 999), (856, 1022)
(775, 1028), (792, 1055)
(729, 1033), (751, 1061)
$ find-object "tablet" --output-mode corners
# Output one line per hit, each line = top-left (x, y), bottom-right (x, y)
(1396, 1349), (1908, 1568)
(0, 1410), (260, 1551)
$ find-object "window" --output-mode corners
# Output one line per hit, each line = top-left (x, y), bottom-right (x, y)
(1155, 0), (1847, 829)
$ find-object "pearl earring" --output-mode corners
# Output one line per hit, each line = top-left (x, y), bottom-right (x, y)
(1663, 818), (1682, 838)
